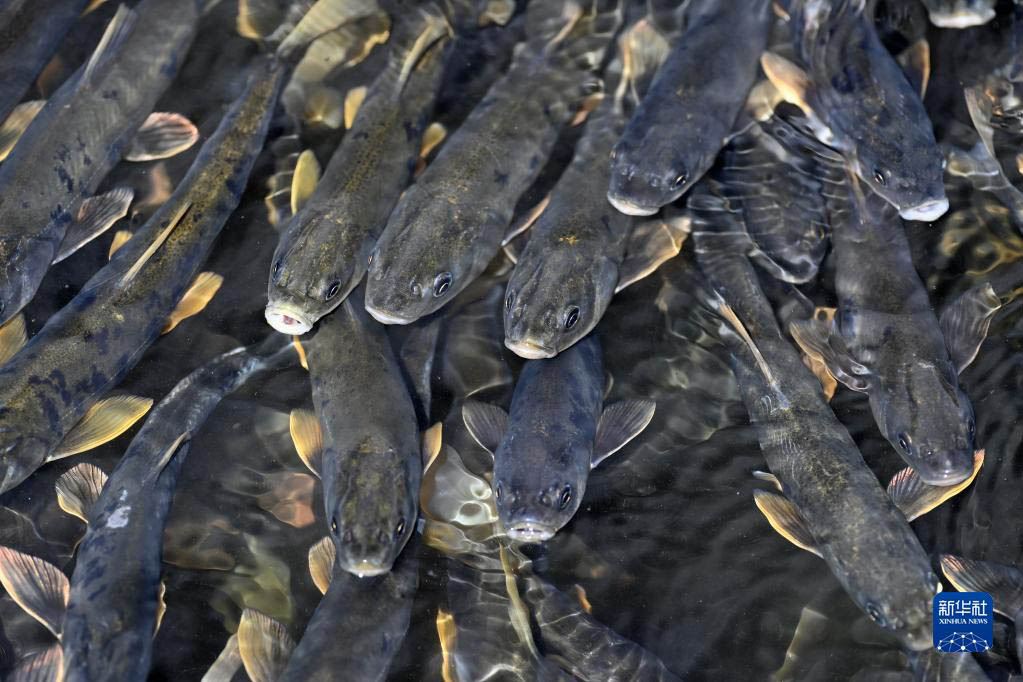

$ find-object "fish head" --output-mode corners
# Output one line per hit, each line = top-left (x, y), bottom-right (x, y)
(0, 236), (55, 325)
(607, 133), (701, 216)
(503, 248), (617, 359)
(874, 360), (975, 486)
(854, 569), (939, 652)
(0, 428), (49, 494)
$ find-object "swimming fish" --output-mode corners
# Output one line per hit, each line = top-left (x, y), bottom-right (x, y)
(920, 0), (995, 28)
(607, 0), (771, 215)
(0, 0), (202, 326)
(265, 8), (451, 334)
(463, 334), (654, 542)
(0, 58), (284, 494)
(363, 0), (622, 325)
(941, 554), (1023, 664)
(763, 0), (947, 221)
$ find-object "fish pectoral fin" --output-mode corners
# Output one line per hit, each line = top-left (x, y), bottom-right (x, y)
(592, 399), (656, 466)
(237, 608), (296, 682)
(205, 633), (243, 682)
(126, 112), (200, 162)
(503, 194), (550, 246)
(0, 100), (45, 161)
(7, 643), (63, 682)
(154, 580), (167, 638)
(419, 122), (447, 160)
(422, 422), (443, 473)
(292, 336), (308, 370)
(237, 0), (283, 39)
(54, 187), (134, 263)
(616, 215), (692, 293)
(108, 229), (133, 260)
(502, 230), (528, 264)
(0, 313), (28, 366)
(788, 317), (870, 392)
(0, 546), (68, 639)
(461, 400), (508, 455)
(759, 52), (815, 117)
(343, 86), (368, 129)
(940, 554), (1023, 616)
(744, 79), (784, 122)
(303, 84), (343, 129)
(618, 18), (670, 105)
(289, 408), (323, 477)
(163, 272), (224, 334)
(291, 150), (320, 215)
(55, 463), (108, 524)
(479, 0), (514, 26)
(940, 283), (1002, 373)
(752, 490), (822, 558)
(50, 394), (154, 461)
(154, 432), (190, 479)
(896, 38), (930, 99)
(308, 536), (335, 595)
(888, 450), (984, 522)
(752, 470), (783, 492)
(83, 5), (138, 82)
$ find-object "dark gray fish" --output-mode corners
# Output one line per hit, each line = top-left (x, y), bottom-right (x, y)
(265, 7), (451, 335)
(0, 0), (201, 325)
(764, 0), (947, 220)
(363, 0), (622, 325)
(941, 554), (1023, 665)
(462, 334), (654, 542)
(61, 337), (294, 682)
(0, 59), (285, 494)
(607, 0), (771, 215)
(692, 203), (939, 651)
(306, 285), (420, 576)
(920, 0), (995, 28)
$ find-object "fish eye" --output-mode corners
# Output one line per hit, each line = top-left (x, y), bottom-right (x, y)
(410, 280), (422, 297)
(271, 259), (282, 279)
(564, 306), (580, 330)
(873, 167), (887, 186)
(865, 602), (886, 627)
(671, 171), (688, 190)
(897, 433), (910, 453)
(330, 515), (338, 534)
(558, 485), (572, 510)
(394, 518), (406, 539)
(433, 272), (452, 297)
(505, 290), (515, 311)
(495, 483), (503, 501)
(325, 280), (341, 300)
(967, 418), (975, 437)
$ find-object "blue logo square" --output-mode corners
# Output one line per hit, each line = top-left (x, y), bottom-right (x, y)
(933, 592), (993, 652)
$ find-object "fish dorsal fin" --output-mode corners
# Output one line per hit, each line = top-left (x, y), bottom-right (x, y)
(396, 11), (450, 91)
(7, 643), (63, 682)
(343, 86), (367, 129)
(289, 408), (323, 477)
(461, 400), (508, 455)
(126, 112), (200, 162)
(163, 272), (224, 334)
(154, 580), (167, 637)
(108, 230), (134, 260)
(292, 336), (308, 370)
(238, 608), (296, 682)
(0, 546), (68, 639)
(436, 608), (457, 682)
(592, 399), (655, 466)
(84, 4), (138, 82)
(753, 470), (783, 492)
(0, 100), (45, 161)
(887, 450), (984, 522)
(419, 122), (447, 160)
(0, 313), (27, 366)
(202, 633), (242, 682)
(303, 84), (343, 129)
(54, 187), (134, 263)
(290, 150), (320, 215)
(759, 52), (814, 118)
(503, 194), (550, 246)
(55, 463), (108, 523)
(153, 432), (190, 478)
(896, 38), (930, 99)
(308, 536), (335, 595)
(941, 555), (1023, 618)
(120, 201), (193, 286)
(51, 394), (154, 460)
(753, 490), (822, 557)
(718, 302), (780, 389)
(422, 422), (443, 473)
(617, 18), (670, 104)
(616, 214), (691, 293)
(940, 283), (1002, 374)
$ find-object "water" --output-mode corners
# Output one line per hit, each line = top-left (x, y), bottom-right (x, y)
(1, 1), (1022, 680)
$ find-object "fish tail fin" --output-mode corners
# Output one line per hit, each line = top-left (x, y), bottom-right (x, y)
(0, 546), (68, 639)
(308, 536), (335, 595)
(613, 18), (670, 108)
(55, 463), (109, 524)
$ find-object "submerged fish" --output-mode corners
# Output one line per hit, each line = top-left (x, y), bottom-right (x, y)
(920, 0), (995, 28)
(607, 0), (771, 215)
(265, 8), (450, 335)
(463, 334), (654, 542)
(764, 0), (947, 220)
(0, 59), (284, 494)
(363, 0), (622, 325)
(941, 554), (1023, 664)
(0, 0), (202, 325)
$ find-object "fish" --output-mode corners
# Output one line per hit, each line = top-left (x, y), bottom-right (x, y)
(788, 168), (998, 485)
(59, 336), (295, 682)
(265, 8), (451, 335)
(762, 0), (947, 221)
(462, 334), (654, 542)
(0, 0), (202, 326)
(294, 285), (423, 576)
(692, 211), (941, 651)
(363, 0), (623, 325)
(941, 554), (1023, 664)
(0, 58), (285, 494)
(920, 0), (995, 28)
(503, 19), (687, 359)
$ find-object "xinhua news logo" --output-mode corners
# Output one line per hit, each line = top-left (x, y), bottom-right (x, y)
(933, 592), (993, 653)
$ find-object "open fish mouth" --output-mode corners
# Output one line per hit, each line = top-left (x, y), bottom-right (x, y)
(606, 192), (659, 217)
(264, 304), (313, 335)
(347, 560), (391, 578)
(364, 302), (415, 325)
(898, 197), (949, 222)
(928, 9), (995, 28)
(507, 523), (555, 543)
(505, 338), (557, 359)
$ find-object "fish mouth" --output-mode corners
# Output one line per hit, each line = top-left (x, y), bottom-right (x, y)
(898, 198), (949, 222)
(346, 560), (390, 578)
(507, 523), (555, 543)
(364, 302), (415, 325)
(916, 464), (972, 487)
(928, 9), (995, 28)
(606, 192), (659, 217)
(264, 304), (313, 335)
(505, 338), (556, 359)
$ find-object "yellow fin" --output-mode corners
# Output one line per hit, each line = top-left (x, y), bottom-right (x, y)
(897, 38), (930, 99)
(479, 0), (514, 26)
(343, 86), (367, 129)
(83, 5), (137, 82)
(500, 544), (540, 659)
(277, 0), (383, 58)
(120, 201), (193, 285)
(503, 194), (550, 246)
(8, 643), (63, 682)
(794, 307), (839, 400)
(163, 272), (224, 334)
(83, 0), (108, 14)
(289, 408), (323, 477)
(308, 536), (335, 595)
(0, 546), (68, 638)
(753, 490), (821, 557)
(717, 302), (778, 389)
(616, 214), (691, 292)
(153, 431), (190, 477)
(108, 230), (133, 260)
(745, 79), (784, 122)
(618, 18), (670, 104)
(36, 55), (66, 98)
(126, 112), (199, 162)
(753, 470), (783, 492)
(940, 555), (1022, 616)
(571, 584), (592, 614)
(55, 187), (134, 263)
(422, 422), (443, 473)
(436, 608), (458, 682)
(419, 122), (447, 159)
(303, 84), (343, 129)
(760, 52), (814, 116)
(290, 150), (320, 215)
(0, 313), (27, 366)
(154, 580), (167, 637)
(137, 162), (173, 213)
(0, 100), (45, 161)
(204, 633), (242, 682)
(238, 608), (296, 682)
(51, 395), (154, 460)
(293, 336), (308, 370)
(396, 12), (450, 90)
(237, 0), (282, 39)
(55, 463), (108, 523)
(887, 450), (984, 522)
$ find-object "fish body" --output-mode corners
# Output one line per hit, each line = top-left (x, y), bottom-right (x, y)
(265, 9), (451, 335)
(61, 338), (291, 682)
(607, 0), (771, 215)
(0, 59), (284, 494)
(0, 0), (200, 324)
(307, 285), (420, 576)
(364, 0), (621, 325)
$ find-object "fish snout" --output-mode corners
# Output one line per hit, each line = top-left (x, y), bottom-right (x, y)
(344, 559), (391, 578)
(606, 187), (660, 217)
(363, 301), (415, 325)
(264, 304), (313, 335)
(507, 522), (556, 543)
(913, 448), (973, 486)
(927, 6), (995, 28)
(504, 337), (556, 359)
(898, 197), (949, 222)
